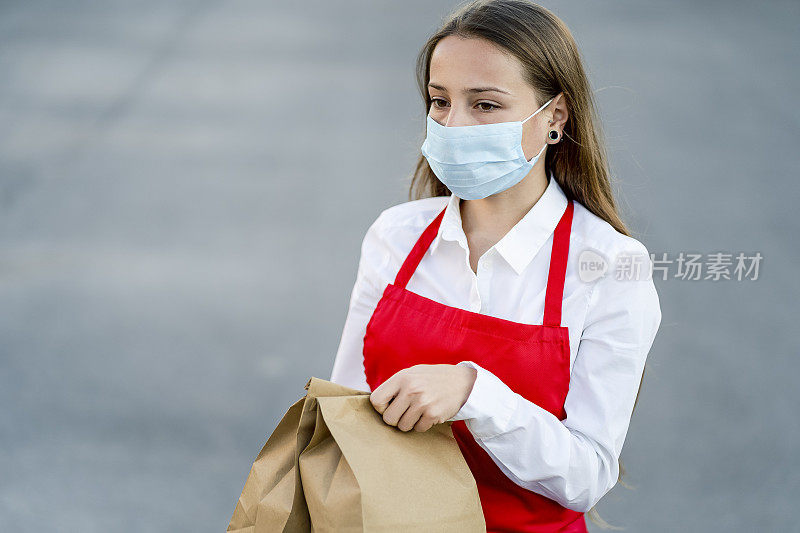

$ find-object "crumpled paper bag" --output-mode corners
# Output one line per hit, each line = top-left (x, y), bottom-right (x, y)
(227, 376), (486, 532)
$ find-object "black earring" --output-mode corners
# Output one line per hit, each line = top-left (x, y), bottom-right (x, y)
(548, 129), (560, 141)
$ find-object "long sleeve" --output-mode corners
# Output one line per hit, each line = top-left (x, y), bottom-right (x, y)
(448, 243), (662, 512)
(329, 213), (388, 393)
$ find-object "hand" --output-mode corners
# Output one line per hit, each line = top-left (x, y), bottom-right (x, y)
(369, 363), (478, 433)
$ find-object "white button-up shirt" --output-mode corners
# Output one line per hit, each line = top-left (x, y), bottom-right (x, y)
(330, 175), (662, 513)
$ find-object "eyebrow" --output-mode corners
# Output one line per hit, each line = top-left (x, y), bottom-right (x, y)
(428, 83), (511, 95)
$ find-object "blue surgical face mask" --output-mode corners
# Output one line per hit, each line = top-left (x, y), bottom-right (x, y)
(420, 97), (554, 200)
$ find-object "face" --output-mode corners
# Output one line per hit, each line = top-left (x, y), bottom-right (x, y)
(427, 35), (566, 160)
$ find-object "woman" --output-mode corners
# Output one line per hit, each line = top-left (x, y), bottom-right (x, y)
(330, 1), (662, 531)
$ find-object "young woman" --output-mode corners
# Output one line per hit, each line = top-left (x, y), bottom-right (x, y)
(330, 1), (662, 531)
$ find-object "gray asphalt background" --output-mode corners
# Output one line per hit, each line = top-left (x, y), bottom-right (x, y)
(1, 1), (797, 531)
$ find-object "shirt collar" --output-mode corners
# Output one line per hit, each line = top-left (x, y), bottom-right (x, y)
(429, 170), (569, 275)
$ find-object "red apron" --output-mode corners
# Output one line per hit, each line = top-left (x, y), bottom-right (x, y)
(363, 198), (588, 532)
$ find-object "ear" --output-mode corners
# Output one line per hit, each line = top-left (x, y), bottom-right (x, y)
(551, 92), (569, 127)
(547, 92), (569, 141)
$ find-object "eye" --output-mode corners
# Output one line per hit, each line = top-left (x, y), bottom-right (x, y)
(476, 102), (499, 112)
(430, 97), (449, 109)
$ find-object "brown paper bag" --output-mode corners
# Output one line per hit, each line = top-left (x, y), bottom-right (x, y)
(227, 376), (486, 532)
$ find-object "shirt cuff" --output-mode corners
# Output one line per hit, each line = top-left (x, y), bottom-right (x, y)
(445, 360), (519, 439)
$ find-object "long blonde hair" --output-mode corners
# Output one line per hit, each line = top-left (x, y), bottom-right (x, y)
(409, 0), (645, 528)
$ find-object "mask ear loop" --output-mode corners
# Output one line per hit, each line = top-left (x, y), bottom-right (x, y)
(521, 97), (554, 163)
(526, 140), (549, 164)
(521, 97), (555, 124)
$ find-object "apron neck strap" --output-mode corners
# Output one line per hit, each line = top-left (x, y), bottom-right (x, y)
(543, 199), (574, 327)
(393, 198), (575, 328)
(393, 204), (447, 289)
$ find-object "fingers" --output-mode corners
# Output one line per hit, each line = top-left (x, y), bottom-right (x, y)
(371, 377), (420, 431)
(388, 395), (443, 433)
(383, 392), (412, 428)
(368, 367), (442, 432)
(396, 403), (424, 432)
(406, 409), (441, 433)
(412, 413), (438, 433)
(369, 377), (400, 415)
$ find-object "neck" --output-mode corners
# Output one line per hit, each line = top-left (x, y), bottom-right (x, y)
(459, 167), (549, 237)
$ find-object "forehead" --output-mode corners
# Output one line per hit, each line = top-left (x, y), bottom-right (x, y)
(429, 35), (527, 92)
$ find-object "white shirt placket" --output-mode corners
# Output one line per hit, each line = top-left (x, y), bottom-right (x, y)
(475, 249), (494, 313)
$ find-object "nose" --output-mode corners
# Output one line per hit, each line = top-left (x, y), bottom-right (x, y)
(443, 109), (471, 128)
